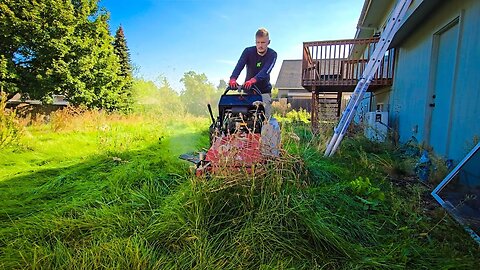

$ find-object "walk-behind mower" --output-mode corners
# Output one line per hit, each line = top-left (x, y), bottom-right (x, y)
(180, 86), (281, 176)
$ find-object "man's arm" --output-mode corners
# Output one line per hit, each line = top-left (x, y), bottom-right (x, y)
(230, 48), (248, 79)
(254, 51), (277, 82)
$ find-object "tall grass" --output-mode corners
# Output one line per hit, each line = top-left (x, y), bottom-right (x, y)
(0, 93), (23, 148)
(0, 110), (479, 269)
(144, 153), (357, 269)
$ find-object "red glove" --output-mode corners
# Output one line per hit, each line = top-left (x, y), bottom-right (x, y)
(229, 78), (238, 89)
(243, 77), (257, 90)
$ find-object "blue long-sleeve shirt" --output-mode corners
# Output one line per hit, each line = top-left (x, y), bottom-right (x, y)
(230, 46), (277, 93)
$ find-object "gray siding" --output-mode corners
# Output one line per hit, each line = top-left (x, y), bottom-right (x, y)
(448, 2), (480, 159)
(391, 0), (480, 161)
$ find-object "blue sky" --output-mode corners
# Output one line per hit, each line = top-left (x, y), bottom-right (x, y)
(100, 0), (364, 90)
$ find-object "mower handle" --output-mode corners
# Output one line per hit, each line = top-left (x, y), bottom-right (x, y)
(224, 85), (262, 96)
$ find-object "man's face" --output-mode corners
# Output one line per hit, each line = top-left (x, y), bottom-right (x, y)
(256, 36), (270, 55)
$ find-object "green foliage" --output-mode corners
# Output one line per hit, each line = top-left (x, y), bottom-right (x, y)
(0, 55), (18, 95)
(132, 77), (185, 116)
(180, 71), (220, 116)
(286, 109), (310, 123)
(271, 87), (279, 99)
(113, 25), (134, 111)
(349, 176), (385, 210)
(67, 7), (130, 111)
(216, 79), (227, 92)
(0, 0), (130, 111)
(274, 108), (310, 124)
(113, 26), (132, 79)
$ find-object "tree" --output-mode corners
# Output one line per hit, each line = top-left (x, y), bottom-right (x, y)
(0, 0), (77, 99)
(0, 0), (130, 111)
(180, 71), (218, 116)
(67, 7), (129, 111)
(0, 55), (17, 98)
(132, 77), (184, 116)
(217, 79), (227, 92)
(113, 25), (133, 111)
(158, 77), (184, 115)
(113, 26), (132, 77)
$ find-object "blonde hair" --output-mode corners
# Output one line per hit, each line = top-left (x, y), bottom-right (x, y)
(255, 28), (269, 38)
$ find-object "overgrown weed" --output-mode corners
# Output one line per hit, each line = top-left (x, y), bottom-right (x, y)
(0, 93), (24, 148)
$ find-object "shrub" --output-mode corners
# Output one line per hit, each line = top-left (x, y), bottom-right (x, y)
(274, 107), (310, 124)
(285, 108), (310, 123)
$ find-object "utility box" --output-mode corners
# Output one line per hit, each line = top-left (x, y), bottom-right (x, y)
(364, 111), (388, 142)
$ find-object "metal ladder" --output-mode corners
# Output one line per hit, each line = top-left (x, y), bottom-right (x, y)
(324, 0), (413, 157)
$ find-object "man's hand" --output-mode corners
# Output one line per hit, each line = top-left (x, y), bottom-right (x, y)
(229, 78), (238, 89)
(243, 78), (257, 90)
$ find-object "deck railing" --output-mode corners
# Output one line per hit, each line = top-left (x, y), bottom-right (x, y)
(302, 37), (395, 91)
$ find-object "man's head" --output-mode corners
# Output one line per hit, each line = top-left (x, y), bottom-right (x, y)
(255, 28), (270, 56)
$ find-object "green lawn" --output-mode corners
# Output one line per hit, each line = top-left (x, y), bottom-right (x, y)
(0, 114), (478, 269)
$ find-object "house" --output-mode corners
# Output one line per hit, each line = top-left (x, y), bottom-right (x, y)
(276, 59), (350, 119)
(275, 60), (303, 99)
(275, 59), (311, 111)
(6, 93), (69, 116)
(302, 0), (480, 163)
(7, 94), (69, 107)
(361, 0), (480, 163)
(302, 35), (396, 130)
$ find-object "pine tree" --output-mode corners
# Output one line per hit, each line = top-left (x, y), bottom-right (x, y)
(114, 26), (133, 78)
(113, 25), (133, 111)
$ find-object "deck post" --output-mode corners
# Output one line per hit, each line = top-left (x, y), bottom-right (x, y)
(311, 90), (319, 133)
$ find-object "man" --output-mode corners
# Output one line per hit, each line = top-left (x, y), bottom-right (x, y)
(229, 28), (277, 118)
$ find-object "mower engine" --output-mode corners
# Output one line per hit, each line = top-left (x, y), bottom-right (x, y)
(212, 88), (265, 138)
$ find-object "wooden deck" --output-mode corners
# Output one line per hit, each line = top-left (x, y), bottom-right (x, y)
(302, 38), (395, 92)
